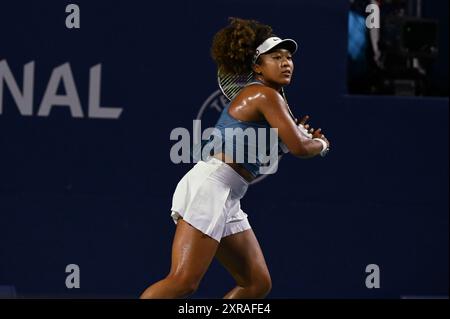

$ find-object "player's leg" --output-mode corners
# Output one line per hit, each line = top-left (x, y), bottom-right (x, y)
(215, 228), (272, 298)
(140, 219), (219, 298)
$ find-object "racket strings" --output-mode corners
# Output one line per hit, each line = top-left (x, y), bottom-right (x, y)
(218, 70), (254, 101)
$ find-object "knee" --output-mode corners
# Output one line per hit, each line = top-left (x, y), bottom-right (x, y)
(254, 273), (272, 297)
(247, 271), (271, 298)
(168, 273), (200, 296)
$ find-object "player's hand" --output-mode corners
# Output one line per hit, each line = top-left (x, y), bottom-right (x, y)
(311, 128), (330, 148)
(298, 115), (315, 134)
(296, 115), (310, 126)
(300, 117), (321, 138)
(295, 115), (313, 138)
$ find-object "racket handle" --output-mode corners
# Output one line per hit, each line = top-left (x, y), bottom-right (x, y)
(298, 124), (313, 139)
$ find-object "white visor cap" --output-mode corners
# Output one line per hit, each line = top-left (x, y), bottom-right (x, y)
(252, 37), (298, 64)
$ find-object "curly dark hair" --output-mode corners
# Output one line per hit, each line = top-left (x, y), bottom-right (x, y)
(211, 17), (274, 74)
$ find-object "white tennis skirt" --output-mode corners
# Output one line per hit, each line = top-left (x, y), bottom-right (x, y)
(170, 156), (251, 242)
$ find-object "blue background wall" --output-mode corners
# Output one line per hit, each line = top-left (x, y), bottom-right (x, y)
(0, 0), (447, 298)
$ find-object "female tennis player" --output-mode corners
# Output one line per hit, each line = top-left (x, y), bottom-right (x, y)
(140, 17), (330, 299)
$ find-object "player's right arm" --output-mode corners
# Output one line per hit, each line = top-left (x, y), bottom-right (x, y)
(254, 86), (327, 158)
